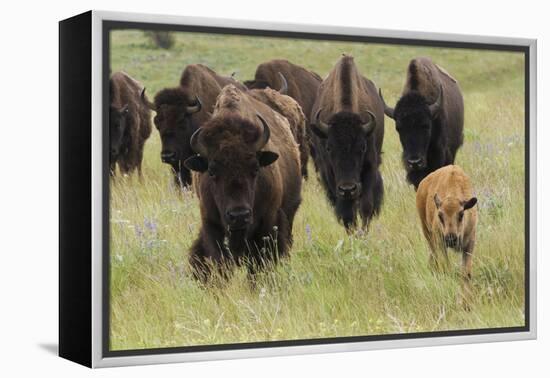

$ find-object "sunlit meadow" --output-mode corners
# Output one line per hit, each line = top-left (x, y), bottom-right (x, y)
(109, 30), (526, 350)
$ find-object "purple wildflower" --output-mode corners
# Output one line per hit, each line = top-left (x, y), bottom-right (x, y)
(305, 224), (312, 243)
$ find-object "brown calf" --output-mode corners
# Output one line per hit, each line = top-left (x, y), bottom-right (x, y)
(416, 165), (478, 288)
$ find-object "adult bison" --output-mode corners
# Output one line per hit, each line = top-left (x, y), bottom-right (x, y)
(379, 57), (464, 189)
(248, 85), (309, 179)
(244, 59), (322, 174)
(109, 71), (152, 177)
(142, 64), (245, 188)
(184, 85), (302, 282)
(311, 55), (384, 231)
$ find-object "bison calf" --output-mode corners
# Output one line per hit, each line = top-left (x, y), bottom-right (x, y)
(109, 72), (152, 177)
(416, 165), (478, 293)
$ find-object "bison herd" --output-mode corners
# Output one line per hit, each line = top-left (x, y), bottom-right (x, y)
(110, 55), (479, 292)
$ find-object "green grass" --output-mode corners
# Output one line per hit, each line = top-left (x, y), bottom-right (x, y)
(109, 30), (526, 350)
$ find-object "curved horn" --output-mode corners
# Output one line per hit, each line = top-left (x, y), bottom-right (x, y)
(277, 72), (288, 95)
(185, 96), (202, 114)
(254, 114), (271, 151)
(362, 110), (377, 134)
(428, 84), (443, 116)
(379, 88), (395, 119)
(189, 127), (208, 157)
(314, 108), (330, 136)
(140, 88), (157, 111)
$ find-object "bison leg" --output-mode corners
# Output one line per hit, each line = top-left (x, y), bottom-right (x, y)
(189, 222), (231, 284)
(179, 167), (192, 188)
(246, 210), (290, 283)
(136, 142), (145, 181)
(110, 162), (117, 177)
(460, 238), (475, 310)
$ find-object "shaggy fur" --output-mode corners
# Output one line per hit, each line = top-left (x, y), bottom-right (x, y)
(152, 64), (246, 188)
(384, 57), (464, 189)
(249, 88), (310, 178)
(416, 165), (478, 295)
(310, 55), (385, 231)
(187, 85), (302, 282)
(109, 71), (152, 176)
(244, 59), (322, 166)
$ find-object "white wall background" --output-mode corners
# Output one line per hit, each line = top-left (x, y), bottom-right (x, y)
(0, 0), (546, 376)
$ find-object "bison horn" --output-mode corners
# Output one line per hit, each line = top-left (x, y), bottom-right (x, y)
(186, 96), (202, 114)
(189, 127), (208, 157)
(141, 88), (157, 111)
(254, 114), (271, 151)
(379, 88), (395, 119)
(429, 84), (443, 116)
(314, 108), (330, 136)
(362, 110), (377, 134)
(278, 72), (288, 95)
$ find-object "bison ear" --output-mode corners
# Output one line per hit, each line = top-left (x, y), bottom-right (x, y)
(258, 151), (279, 167)
(462, 197), (478, 210)
(184, 155), (208, 172)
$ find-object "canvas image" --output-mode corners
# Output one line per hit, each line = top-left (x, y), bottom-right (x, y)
(107, 27), (527, 352)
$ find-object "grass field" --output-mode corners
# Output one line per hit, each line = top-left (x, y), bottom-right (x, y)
(109, 30), (526, 350)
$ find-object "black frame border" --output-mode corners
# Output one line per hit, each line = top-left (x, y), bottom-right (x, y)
(102, 19), (531, 358)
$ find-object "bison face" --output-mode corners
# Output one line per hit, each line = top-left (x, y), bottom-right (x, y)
(394, 109), (433, 171)
(313, 111), (376, 200)
(145, 89), (202, 170)
(153, 107), (197, 169)
(434, 194), (477, 248)
(380, 88), (442, 171)
(184, 115), (278, 233)
(109, 104), (129, 162)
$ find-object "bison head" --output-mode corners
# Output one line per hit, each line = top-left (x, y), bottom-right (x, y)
(184, 114), (279, 232)
(434, 193), (477, 248)
(109, 104), (129, 163)
(380, 86), (442, 171)
(142, 88), (202, 169)
(312, 109), (376, 200)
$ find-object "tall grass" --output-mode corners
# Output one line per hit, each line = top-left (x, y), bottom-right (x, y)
(109, 30), (525, 350)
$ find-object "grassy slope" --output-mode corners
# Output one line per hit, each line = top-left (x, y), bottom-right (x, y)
(109, 30), (525, 350)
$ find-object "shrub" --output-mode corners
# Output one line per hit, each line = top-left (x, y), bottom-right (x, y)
(144, 31), (176, 49)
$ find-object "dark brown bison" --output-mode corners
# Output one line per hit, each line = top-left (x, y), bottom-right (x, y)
(184, 85), (302, 282)
(379, 57), (464, 189)
(142, 64), (245, 188)
(311, 55), (384, 231)
(248, 85), (309, 179)
(244, 59), (322, 174)
(109, 72), (152, 177)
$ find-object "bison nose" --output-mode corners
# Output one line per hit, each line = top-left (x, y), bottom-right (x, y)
(444, 233), (458, 247)
(225, 207), (252, 228)
(338, 183), (358, 197)
(407, 157), (423, 169)
(161, 151), (177, 163)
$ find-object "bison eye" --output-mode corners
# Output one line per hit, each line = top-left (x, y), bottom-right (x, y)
(458, 211), (464, 222)
(251, 167), (259, 177)
(208, 169), (216, 178)
(438, 212), (445, 225)
(325, 144), (331, 152)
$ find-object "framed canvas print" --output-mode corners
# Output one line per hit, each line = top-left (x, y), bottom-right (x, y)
(59, 10), (537, 368)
